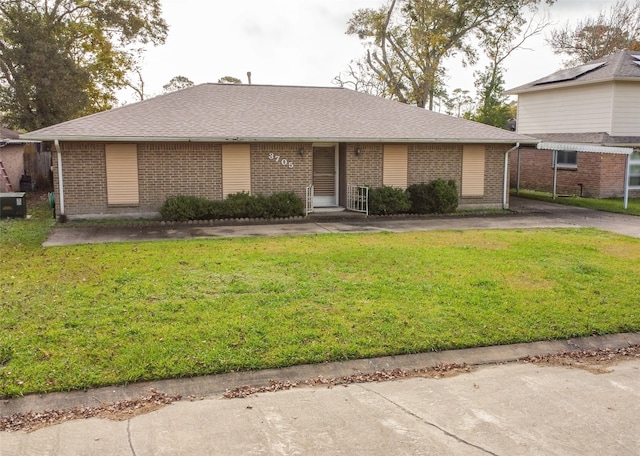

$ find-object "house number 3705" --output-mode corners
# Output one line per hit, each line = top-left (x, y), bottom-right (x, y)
(268, 153), (295, 169)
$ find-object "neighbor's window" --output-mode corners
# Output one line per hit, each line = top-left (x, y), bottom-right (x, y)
(630, 150), (640, 187)
(554, 150), (577, 168)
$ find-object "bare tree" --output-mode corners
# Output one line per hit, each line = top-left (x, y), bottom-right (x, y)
(547, 0), (640, 66)
(332, 59), (388, 97)
(343, 0), (552, 109)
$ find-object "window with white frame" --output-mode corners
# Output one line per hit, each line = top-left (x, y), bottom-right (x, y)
(630, 150), (640, 187)
(553, 150), (577, 168)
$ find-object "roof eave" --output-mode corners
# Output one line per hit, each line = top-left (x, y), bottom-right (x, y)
(20, 135), (537, 145)
(506, 76), (640, 95)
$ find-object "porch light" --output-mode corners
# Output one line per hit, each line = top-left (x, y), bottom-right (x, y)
(299, 147), (305, 156)
(355, 147), (361, 156)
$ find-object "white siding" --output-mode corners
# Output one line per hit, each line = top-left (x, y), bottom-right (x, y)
(383, 145), (408, 189)
(611, 82), (640, 136)
(105, 144), (139, 206)
(222, 144), (251, 197)
(516, 83), (615, 134)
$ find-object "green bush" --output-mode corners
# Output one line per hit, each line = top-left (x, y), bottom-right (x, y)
(407, 179), (458, 214)
(159, 192), (304, 221)
(159, 195), (213, 221)
(266, 191), (305, 218)
(224, 192), (267, 219)
(368, 186), (411, 215)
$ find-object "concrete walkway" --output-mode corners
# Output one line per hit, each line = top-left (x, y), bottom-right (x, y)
(42, 197), (640, 246)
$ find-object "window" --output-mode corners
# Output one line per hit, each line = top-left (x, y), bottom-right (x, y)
(222, 144), (251, 197)
(105, 144), (139, 206)
(383, 145), (408, 189)
(630, 150), (640, 187)
(554, 150), (577, 168)
(462, 145), (485, 197)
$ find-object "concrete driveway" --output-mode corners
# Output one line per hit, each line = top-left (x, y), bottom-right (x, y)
(42, 197), (640, 246)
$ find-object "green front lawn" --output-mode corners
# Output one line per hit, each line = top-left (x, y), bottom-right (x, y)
(1, 194), (639, 397)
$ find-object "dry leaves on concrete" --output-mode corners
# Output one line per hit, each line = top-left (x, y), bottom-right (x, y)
(0, 389), (181, 433)
(520, 345), (640, 374)
(223, 363), (471, 399)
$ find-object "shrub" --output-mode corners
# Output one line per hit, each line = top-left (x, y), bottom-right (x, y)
(160, 191), (305, 221)
(406, 183), (432, 214)
(224, 192), (266, 219)
(159, 195), (213, 221)
(266, 192), (304, 218)
(368, 186), (411, 215)
(407, 179), (458, 214)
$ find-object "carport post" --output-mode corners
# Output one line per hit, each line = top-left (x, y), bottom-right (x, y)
(624, 153), (630, 210)
(516, 148), (521, 195)
(552, 150), (558, 200)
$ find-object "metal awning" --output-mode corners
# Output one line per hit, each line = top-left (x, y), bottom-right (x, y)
(515, 142), (635, 209)
(537, 141), (633, 155)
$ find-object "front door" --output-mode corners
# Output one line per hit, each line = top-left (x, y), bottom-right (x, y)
(313, 145), (337, 207)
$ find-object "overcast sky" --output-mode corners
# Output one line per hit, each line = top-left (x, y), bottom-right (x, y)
(127, 0), (619, 104)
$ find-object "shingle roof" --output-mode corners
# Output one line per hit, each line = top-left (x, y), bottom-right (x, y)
(21, 84), (534, 144)
(506, 50), (640, 94)
(0, 126), (20, 140)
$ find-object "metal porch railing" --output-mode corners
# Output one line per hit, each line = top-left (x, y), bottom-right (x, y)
(305, 185), (314, 215)
(346, 185), (368, 215)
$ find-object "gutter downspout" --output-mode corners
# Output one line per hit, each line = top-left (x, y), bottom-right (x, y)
(54, 139), (65, 217)
(503, 143), (519, 210)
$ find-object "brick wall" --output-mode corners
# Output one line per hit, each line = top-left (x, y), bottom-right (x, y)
(53, 142), (107, 215)
(251, 143), (312, 201)
(409, 143), (507, 209)
(346, 143), (383, 187)
(599, 153), (627, 198)
(510, 148), (633, 198)
(481, 144), (509, 207)
(139, 143), (221, 207)
(55, 140), (512, 218)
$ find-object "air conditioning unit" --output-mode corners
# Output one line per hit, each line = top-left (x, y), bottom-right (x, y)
(0, 192), (27, 218)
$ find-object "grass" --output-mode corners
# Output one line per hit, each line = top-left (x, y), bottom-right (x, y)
(1, 193), (639, 397)
(513, 189), (640, 216)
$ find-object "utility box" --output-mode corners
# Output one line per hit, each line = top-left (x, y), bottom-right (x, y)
(0, 192), (27, 218)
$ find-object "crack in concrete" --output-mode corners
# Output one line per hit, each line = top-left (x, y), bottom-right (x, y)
(127, 420), (137, 456)
(360, 385), (500, 456)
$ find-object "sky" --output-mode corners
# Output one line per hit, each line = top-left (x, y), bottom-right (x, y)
(126, 0), (620, 105)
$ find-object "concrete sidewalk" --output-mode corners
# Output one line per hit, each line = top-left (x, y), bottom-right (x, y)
(3, 333), (640, 455)
(42, 197), (640, 246)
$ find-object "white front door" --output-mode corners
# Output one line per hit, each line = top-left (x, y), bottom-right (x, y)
(312, 145), (338, 207)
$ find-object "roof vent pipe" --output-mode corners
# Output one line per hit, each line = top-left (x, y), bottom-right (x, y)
(247, 71), (252, 85)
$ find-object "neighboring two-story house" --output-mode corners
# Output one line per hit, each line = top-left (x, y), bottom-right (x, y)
(506, 50), (640, 199)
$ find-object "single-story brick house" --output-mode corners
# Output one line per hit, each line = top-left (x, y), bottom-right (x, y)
(21, 84), (536, 219)
(506, 51), (640, 200)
